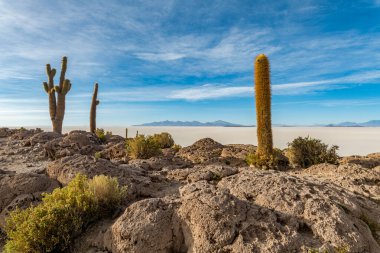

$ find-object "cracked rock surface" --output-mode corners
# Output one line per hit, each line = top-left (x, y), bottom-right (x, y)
(0, 129), (379, 253)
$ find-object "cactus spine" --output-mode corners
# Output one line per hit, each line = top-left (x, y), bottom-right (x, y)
(90, 83), (99, 133)
(43, 56), (71, 134)
(254, 54), (273, 157)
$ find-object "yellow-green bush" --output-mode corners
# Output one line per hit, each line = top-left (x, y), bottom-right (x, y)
(88, 175), (127, 211)
(4, 174), (126, 253)
(151, 132), (175, 148)
(172, 144), (182, 152)
(95, 128), (112, 142)
(285, 136), (339, 168)
(246, 148), (289, 170)
(126, 134), (162, 159)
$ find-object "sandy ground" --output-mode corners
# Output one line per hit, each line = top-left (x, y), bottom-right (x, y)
(29, 126), (380, 156)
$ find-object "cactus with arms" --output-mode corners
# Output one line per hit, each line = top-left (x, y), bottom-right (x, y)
(90, 83), (99, 133)
(43, 56), (72, 134)
(254, 54), (273, 157)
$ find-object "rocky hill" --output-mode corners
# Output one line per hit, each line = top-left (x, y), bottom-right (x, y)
(0, 128), (379, 252)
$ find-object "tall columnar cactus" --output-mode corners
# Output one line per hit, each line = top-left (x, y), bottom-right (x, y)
(90, 83), (99, 133)
(43, 56), (72, 134)
(254, 54), (273, 156)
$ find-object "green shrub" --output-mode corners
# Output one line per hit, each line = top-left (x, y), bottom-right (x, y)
(151, 132), (175, 148)
(95, 128), (112, 142)
(246, 148), (289, 170)
(88, 175), (127, 211)
(4, 174), (126, 253)
(94, 151), (102, 159)
(126, 134), (162, 159)
(285, 136), (339, 168)
(172, 144), (182, 152)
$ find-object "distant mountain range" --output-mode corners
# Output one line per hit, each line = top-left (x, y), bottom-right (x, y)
(325, 120), (380, 127)
(135, 120), (380, 127)
(135, 120), (247, 127)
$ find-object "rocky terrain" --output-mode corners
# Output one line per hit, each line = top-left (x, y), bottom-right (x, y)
(0, 128), (379, 252)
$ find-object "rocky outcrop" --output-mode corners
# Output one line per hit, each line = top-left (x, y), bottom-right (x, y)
(341, 154), (380, 169)
(44, 130), (102, 160)
(0, 128), (16, 138)
(25, 131), (61, 146)
(100, 142), (127, 162)
(112, 197), (183, 253)
(176, 138), (224, 163)
(176, 138), (253, 166)
(301, 163), (380, 202)
(129, 156), (192, 172)
(47, 154), (120, 185)
(167, 164), (238, 183)
(10, 128), (43, 140)
(1, 132), (379, 253)
(110, 169), (380, 253)
(0, 172), (59, 230)
(47, 154), (181, 200)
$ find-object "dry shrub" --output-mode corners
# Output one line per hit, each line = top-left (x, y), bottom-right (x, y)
(285, 136), (339, 168)
(126, 134), (162, 159)
(4, 174), (126, 253)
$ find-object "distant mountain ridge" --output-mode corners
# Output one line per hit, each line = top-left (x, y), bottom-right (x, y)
(135, 120), (247, 127)
(326, 120), (380, 127)
(135, 120), (380, 127)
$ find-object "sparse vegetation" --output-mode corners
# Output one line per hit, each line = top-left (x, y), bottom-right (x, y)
(151, 132), (175, 148)
(4, 174), (126, 253)
(126, 134), (162, 159)
(285, 136), (339, 168)
(95, 128), (112, 142)
(94, 151), (102, 159)
(172, 144), (182, 152)
(307, 245), (348, 253)
(88, 175), (127, 212)
(246, 148), (289, 169)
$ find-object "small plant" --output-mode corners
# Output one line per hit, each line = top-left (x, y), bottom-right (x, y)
(151, 132), (175, 148)
(126, 134), (162, 159)
(307, 245), (348, 253)
(4, 174), (126, 253)
(88, 175), (127, 212)
(95, 128), (112, 142)
(246, 148), (289, 170)
(172, 144), (182, 152)
(285, 136), (339, 168)
(334, 245), (349, 253)
(94, 151), (102, 159)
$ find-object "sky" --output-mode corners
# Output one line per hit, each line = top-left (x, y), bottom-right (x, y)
(0, 0), (380, 126)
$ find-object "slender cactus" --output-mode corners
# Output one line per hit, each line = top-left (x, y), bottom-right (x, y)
(42, 56), (71, 134)
(254, 54), (273, 157)
(90, 83), (99, 133)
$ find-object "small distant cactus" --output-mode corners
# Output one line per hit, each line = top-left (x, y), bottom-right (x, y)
(90, 83), (99, 133)
(42, 56), (72, 134)
(254, 54), (273, 157)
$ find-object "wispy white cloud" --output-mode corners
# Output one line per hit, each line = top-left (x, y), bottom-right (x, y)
(0, 0), (379, 125)
(168, 85), (252, 100)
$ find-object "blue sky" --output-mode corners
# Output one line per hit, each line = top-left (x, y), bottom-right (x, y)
(0, 0), (380, 126)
